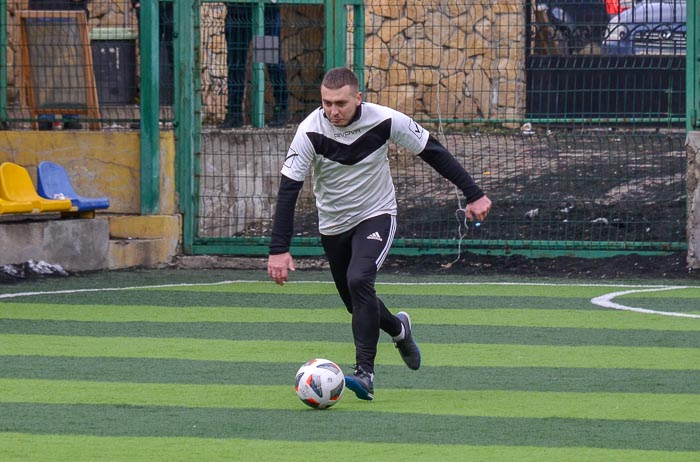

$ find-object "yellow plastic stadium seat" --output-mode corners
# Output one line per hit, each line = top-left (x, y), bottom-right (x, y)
(0, 196), (36, 214)
(0, 162), (72, 213)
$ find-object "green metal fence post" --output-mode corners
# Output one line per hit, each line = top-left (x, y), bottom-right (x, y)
(323, 0), (364, 78)
(324, 0), (346, 69)
(251, 1), (265, 128)
(352, 1), (364, 91)
(139, 0), (161, 214)
(688, 0), (699, 131)
(323, 0), (332, 70)
(177, 0), (198, 254)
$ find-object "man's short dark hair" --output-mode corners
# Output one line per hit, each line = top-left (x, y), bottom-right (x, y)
(321, 67), (359, 91)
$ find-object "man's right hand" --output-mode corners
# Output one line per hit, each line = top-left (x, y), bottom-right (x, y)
(268, 252), (295, 285)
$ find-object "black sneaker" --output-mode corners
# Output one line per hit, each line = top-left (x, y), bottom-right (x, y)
(62, 120), (82, 130)
(38, 120), (53, 131)
(220, 113), (243, 129)
(394, 311), (421, 370)
(344, 364), (374, 401)
(268, 109), (290, 128)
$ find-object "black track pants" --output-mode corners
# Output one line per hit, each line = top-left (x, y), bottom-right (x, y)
(321, 214), (403, 374)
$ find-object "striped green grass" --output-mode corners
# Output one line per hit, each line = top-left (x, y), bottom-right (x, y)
(3, 378), (699, 422)
(3, 357), (699, 393)
(3, 334), (699, 369)
(2, 433), (698, 462)
(1, 271), (699, 461)
(3, 303), (700, 329)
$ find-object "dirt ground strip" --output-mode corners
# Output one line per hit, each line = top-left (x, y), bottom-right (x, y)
(0, 251), (696, 284)
(382, 252), (696, 281)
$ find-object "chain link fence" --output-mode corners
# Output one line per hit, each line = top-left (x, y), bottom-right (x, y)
(0, 1), (688, 256)
(193, 0), (687, 256)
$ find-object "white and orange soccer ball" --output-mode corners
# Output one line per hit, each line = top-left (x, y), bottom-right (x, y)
(294, 358), (345, 409)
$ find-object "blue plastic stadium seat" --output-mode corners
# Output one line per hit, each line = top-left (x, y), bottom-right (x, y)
(37, 161), (110, 212)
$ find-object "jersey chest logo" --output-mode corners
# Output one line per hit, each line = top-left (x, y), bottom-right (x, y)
(306, 119), (392, 166)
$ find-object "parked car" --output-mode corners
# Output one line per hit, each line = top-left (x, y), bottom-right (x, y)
(602, 1), (687, 55)
(541, 0), (610, 54)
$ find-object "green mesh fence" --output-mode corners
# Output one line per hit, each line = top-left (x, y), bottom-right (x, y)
(1, 0), (173, 130)
(1, 1), (687, 256)
(190, 0), (687, 257)
(198, 1), (325, 129)
(195, 126), (687, 256)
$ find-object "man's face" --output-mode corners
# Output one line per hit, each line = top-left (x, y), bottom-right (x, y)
(321, 84), (362, 127)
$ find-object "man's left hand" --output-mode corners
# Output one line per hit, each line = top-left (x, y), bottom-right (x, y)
(465, 195), (492, 222)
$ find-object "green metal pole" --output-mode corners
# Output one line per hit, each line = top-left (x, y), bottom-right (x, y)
(191, 0), (202, 253)
(176, 0), (197, 254)
(353, 2), (364, 91)
(687, 0), (699, 131)
(251, 1), (265, 127)
(139, 0), (161, 214)
(324, 0), (334, 70)
(334, 0), (347, 68)
(323, 0), (351, 70)
(0, 0), (7, 127)
(322, 0), (364, 85)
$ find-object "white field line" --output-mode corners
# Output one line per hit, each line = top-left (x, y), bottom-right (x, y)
(0, 280), (239, 300)
(1, 280), (698, 319)
(590, 286), (700, 319)
(0, 279), (690, 300)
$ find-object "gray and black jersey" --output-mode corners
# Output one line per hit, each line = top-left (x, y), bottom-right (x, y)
(282, 102), (429, 236)
(269, 102), (484, 255)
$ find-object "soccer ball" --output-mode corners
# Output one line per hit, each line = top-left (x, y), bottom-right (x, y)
(294, 358), (345, 409)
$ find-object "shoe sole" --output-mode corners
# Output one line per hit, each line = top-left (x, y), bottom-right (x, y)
(344, 375), (374, 401)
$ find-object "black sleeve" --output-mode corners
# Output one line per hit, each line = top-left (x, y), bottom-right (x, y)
(418, 134), (484, 203)
(269, 175), (304, 255)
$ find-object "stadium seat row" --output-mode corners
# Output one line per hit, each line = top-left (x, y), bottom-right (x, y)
(0, 161), (109, 215)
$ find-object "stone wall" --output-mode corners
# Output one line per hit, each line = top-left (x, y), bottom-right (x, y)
(363, 1), (525, 124)
(199, 1), (526, 124)
(5, 1), (525, 124)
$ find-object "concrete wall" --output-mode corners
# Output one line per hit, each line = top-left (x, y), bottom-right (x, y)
(0, 131), (180, 271)
(199, 131), (287, 236)
(0, 131), (176, 215)
(0, 217), (109, 271)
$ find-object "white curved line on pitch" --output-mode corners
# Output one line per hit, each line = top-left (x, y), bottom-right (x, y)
(0, 280), (696, 300)
(591, 286), (700, 319)
(0, 280), (240, 300)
